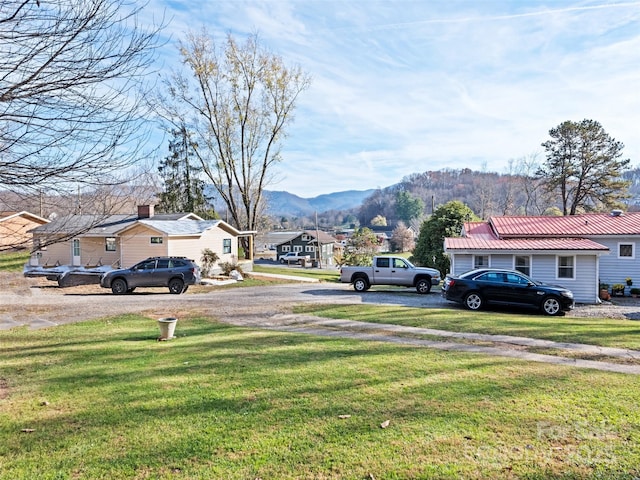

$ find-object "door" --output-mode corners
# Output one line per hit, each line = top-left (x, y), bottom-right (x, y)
(128, 258), (157, 287)
(503, 272), (540, 306)
(390, 257), (412, 286)
(373, 257), (393, 284)
(72, 239), (81, 266)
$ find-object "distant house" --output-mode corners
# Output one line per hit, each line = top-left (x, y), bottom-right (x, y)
(272, 230), (338, 266)
(0, 211), (49, 250)
(28, 205), (254, 273)
(443, 210), (640, 304)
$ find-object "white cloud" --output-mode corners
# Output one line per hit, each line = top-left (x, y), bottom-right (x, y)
(146, 0), (640, 197)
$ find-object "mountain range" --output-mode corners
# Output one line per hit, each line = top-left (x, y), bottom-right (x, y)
(263, 189), (376, 216)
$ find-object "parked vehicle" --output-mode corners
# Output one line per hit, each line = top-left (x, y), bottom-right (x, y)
(100, 257), (201, 294)
(441, 268), (574, 316)
(339, 256), (441, 294)
(278, 252), (312, 264)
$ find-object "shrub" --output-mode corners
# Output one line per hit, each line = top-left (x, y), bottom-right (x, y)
(200, 248), (220, 277)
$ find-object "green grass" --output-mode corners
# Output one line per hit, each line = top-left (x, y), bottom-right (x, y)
(252, 264), (340, 282)
(0, 250), (30, 272)
(2, 313), (640, 479)
(293, 304), (640, 350)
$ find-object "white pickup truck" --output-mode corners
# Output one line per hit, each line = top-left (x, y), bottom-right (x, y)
(278, 252), (312, 264)
(339, 256), (441, 294)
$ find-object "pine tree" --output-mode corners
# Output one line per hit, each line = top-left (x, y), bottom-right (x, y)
(538, 119), (630, 215)
(157, 125), (216, 218)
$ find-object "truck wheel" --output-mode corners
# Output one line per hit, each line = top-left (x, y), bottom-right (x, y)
(353, 277), (369, 292)
(416, 278), (432, 294)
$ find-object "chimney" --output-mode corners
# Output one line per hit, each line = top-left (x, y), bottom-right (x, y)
(138, 205), (154, 219)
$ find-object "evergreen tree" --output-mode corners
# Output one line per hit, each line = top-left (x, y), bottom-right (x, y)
(395, 190), (425, 224)
(158, 125), (216, 218)
(538, 119), (630, 215)
(413, 201), (477, 275)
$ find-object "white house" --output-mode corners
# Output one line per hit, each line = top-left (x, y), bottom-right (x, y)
(444, 211), (640, 304)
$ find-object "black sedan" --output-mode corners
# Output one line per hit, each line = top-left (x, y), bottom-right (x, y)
(441, 268), (574, 316)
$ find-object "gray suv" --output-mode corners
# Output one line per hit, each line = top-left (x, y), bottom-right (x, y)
(100, 257), (201, 294)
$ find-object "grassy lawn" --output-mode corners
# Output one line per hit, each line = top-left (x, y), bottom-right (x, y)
(0, 250), (30, 272)
(293, 304), (640, 351)
(252, 263), (341, 282)
(2, 313), (640, 479)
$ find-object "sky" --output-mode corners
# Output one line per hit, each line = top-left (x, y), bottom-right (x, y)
(144, 0), (640, 198)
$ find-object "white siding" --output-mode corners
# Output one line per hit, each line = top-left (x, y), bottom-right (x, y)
(596, 237), (640, 290)
(449, 252), (599, 304)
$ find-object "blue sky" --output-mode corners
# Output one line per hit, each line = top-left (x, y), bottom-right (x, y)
(145, 0), (640, 198)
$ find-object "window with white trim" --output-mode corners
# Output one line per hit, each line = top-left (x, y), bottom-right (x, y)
(474, 255), (489, 269)
(223, 238), (231, 254)
(301, 234), (311, 241)
(282, 245), (291, 252)
(557, 255), (575, 279)
(293, 245), (303, 253)
(514, 255), (531, 276)
(150, 237), (163, 244)
(105, 237), (116, 252)
(619, 243), (635, 259)
(305, 245), (316, 253)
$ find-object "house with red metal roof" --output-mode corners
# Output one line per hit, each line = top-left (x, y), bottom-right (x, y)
(444, 210), (640, 304)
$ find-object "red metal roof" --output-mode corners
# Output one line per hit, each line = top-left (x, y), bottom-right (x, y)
(489, 212), (640, 237)
(444, 218), (610, 252)
(445, 236), (608, 252)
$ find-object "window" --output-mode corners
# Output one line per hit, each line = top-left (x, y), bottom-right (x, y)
(293, 245), (303, 253)
(223, 238), (232, 254)
(557, 256), (575, 279)
(505, 272), (529, 285)
(72, 239), (80, 257)
(393, 258), (408, 269)
(376, 257), (390, 268)
(305, 245), (316, 253)
(282, 245), (291, 253)
(477, 272), (503, 282)
(105, 237), (116, 252)
(157, 259), (170, 268)
(474, 255), (489, 269)
(619, 243), (634, 259)
(514, 255), (530, 276)
(301, 234), (310, 241)
(150, 237), (163, 244)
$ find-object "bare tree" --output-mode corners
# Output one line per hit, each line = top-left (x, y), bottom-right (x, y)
(0, 0), (161, 218)
(160, 31), (311, 245)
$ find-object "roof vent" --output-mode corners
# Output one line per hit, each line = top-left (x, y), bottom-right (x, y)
(611, 209), (624, 217)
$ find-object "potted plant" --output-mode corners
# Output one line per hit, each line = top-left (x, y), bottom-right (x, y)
(599, 283), (610, 300)
(627, 277), (633, 287)
(631, 288), (640, 298)
(612, 283), (626, 296)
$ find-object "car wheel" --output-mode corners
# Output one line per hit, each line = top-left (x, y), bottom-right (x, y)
(416, 278), (432, 294)
(353, 277), (369, 292)
(541, 296), (562, 316)
(168, 278), (185, 294)
(111, 278), (128, 295)
(464, 292), (483, 311)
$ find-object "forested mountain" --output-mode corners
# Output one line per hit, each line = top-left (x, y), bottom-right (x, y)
(351, 167), (640, 228)
(263, 189), (375, 216)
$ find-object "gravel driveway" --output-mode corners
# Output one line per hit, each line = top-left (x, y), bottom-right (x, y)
(3, 271), (640, 327)
(4, 272), (640, 374)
